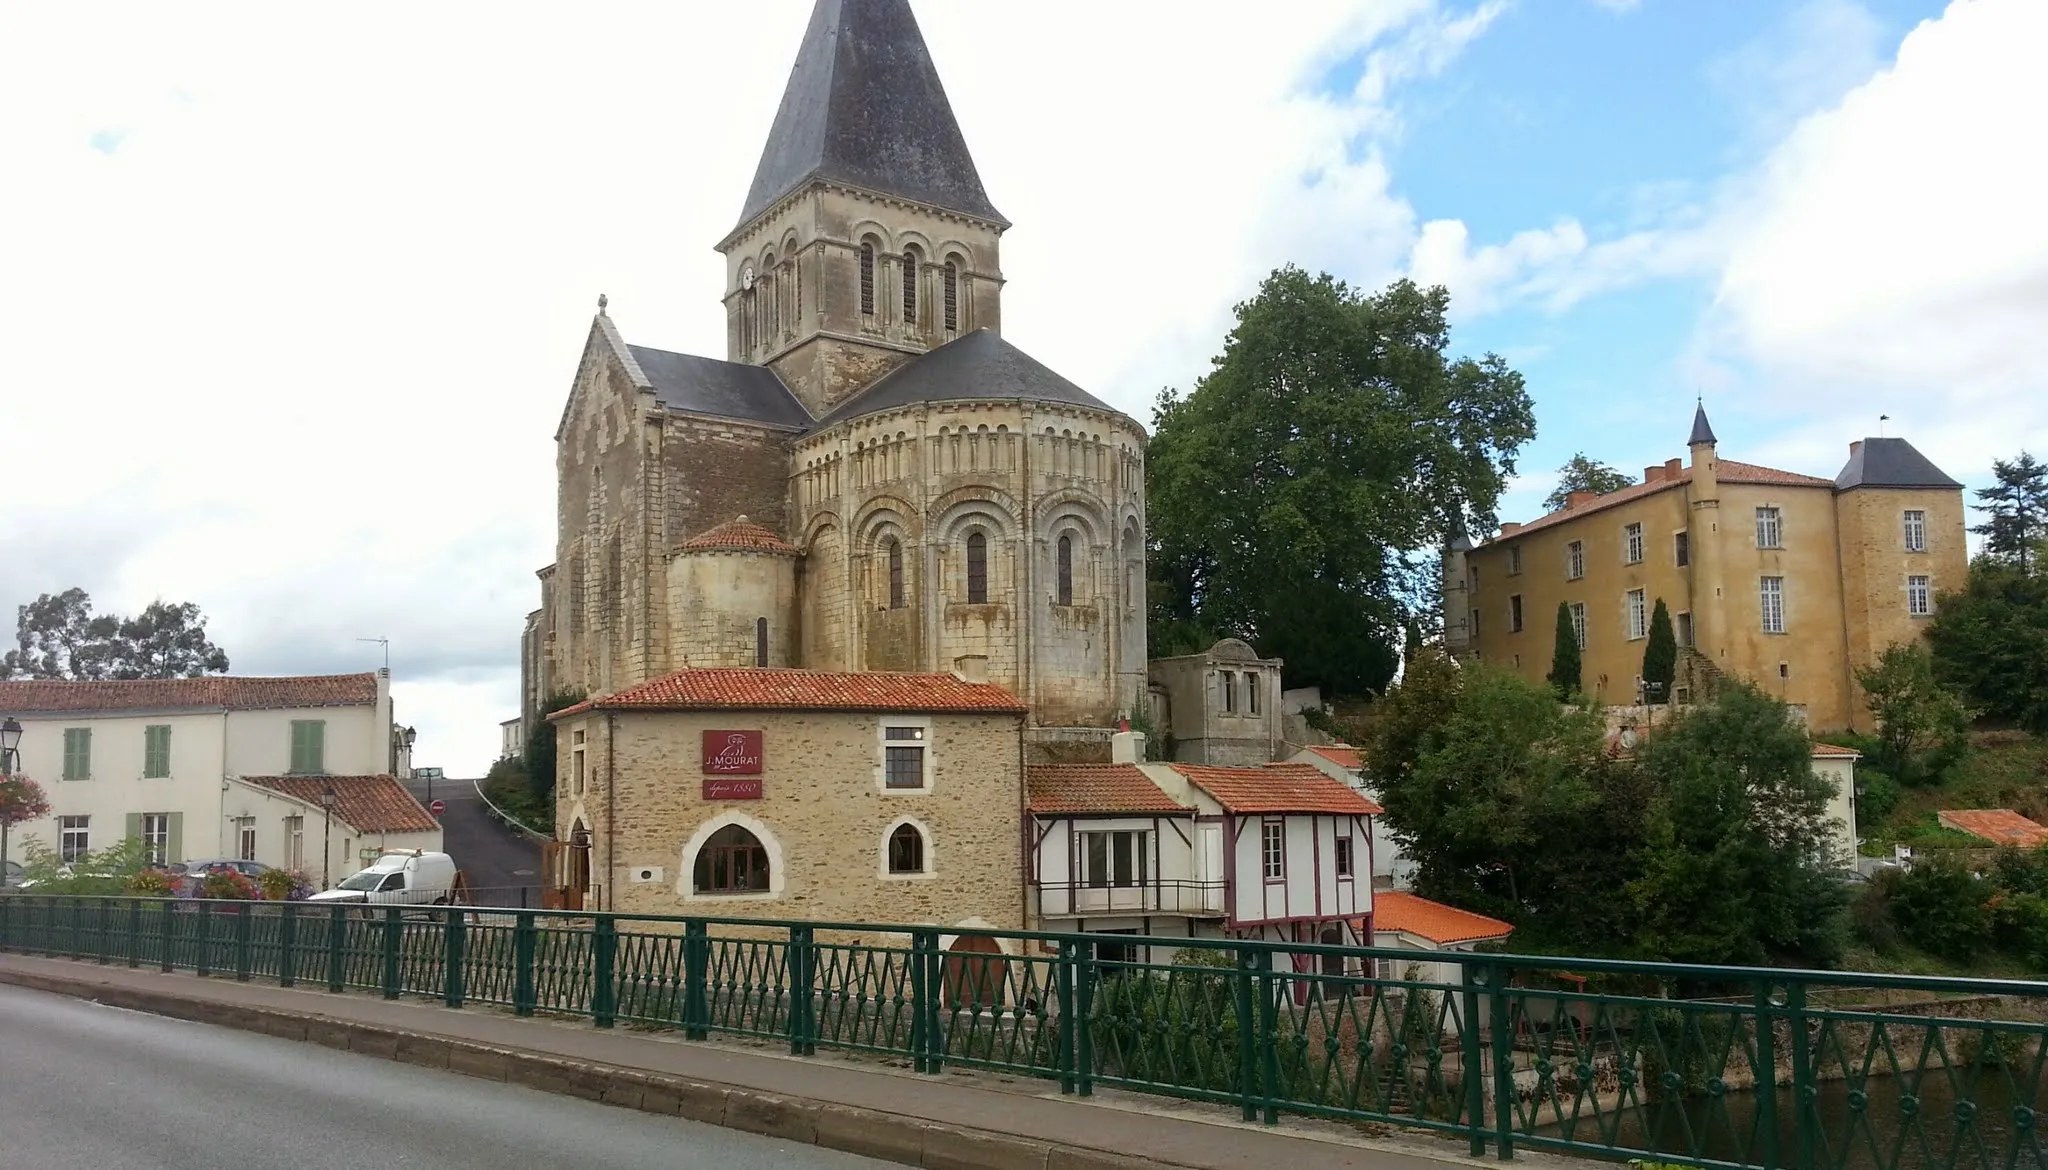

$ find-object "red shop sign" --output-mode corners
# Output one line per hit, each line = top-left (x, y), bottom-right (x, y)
(702, 730), (764, 775)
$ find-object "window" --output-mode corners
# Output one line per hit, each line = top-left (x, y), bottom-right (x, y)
(1471, 608), (1481, 638)
(887, 538), (905, 608)
(1467, 565), (1479, 591)
(571, 748), (585, 796)
(1080, 830), (1148, 889)
(755, 617), (769, 667)
(901, 245), (920, 323)
(62, 727), (91, 781)
(1510, 594), (1524, 633)
(1778, 662), (1791, 680)
(1755, 507), (1783, 549)
(1220, 670), (1236, 713)
(965, 531), (988, 604)
(1261, 821), (1285, 881)
(236, 818), (257, 862)
(1675, 531), (1690, 568)
(1570, 602), (1588, 651)
(1761, 576), (1786, 634)
(858, 240), (876, 316)
(286, 816), (304, 872)
(1508, 545), (1523, 575)
(59, 816), (89, 863)
(143, 724), (171, 779)
(1056, 533), (1073, 606)
(1677, 611), (1694, 647)
(693, 824), (770, 895)
(1566, 541), (1585, 580)
(883, 725), (927, 789)
(141, 813), (170, 867)
(1908, 575), (1931, 617)
(1904, 510), (1927, 553)
(1624, 523), (1645, 565)
(289, 720), (326, 774)
(1245, 671), (1261, 715)
(1626, 589), (1648, 641)
(942, 258), (960, 331)
(1334, 836), (1355, 879)
(887, 823), (926, 874)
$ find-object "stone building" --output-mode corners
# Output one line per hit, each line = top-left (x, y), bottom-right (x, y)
(1444, 407), (1968, 731)
(520, 0), (1147, 750)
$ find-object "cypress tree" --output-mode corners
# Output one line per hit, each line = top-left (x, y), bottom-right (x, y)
(1643, 598), (1677, 704)
(1548, 601), (1581, 699)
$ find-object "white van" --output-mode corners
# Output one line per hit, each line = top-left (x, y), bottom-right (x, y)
(308, 850), (458, 907)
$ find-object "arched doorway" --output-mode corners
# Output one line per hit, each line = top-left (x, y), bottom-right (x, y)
(942, 935), (1007, 1012)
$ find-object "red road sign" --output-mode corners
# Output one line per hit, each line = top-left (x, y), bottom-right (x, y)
(429, 799), (446, 816)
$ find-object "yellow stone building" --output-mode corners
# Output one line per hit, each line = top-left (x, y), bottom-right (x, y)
(1444, 407), (1967, 732)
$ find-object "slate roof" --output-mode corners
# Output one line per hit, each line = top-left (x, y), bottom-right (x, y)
(1834, 437), (1963, 490)
(1172, 763), (1382, 816)
(1484, 459), (1835, 543)
(678, 518), (799, 554)
(557, 667), (1028, 716)
(0, 674), (378, 714)
(1369, 892), (1514, 946)
(1689, 403), (1718, 445)
(733, 0), (1004, 233)
(817, 329), (1115, 427)
(241, 775), (439, 834)
(626, 345), (813, 430)
(1026, 764), (1187, 816)
(1937, 809), (2048, 849)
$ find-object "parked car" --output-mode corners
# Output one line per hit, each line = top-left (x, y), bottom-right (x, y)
(308, 850), (458, 908)
(2, 859), (23, 889)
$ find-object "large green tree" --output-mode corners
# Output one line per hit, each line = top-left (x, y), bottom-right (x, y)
(1543, 453), (1634, 512)
(1146, 268), (1535, 697)
(1926, 559), (2048, 732)
(1854, 642), (1972, 785)
(2, 588), (230, 680)
(1971, 451), (2048, 575)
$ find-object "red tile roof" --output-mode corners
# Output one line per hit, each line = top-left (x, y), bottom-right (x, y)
(1302, 744), (1363, 770)
(1937, 809), (2048, 848)
(1486, 459), (1836, 543)
(559, 668), (1028, 716)
(678, 517), (798, 554)
(0, 673), (378, 714)
(1368, 892), (1514, 945)
(1027, 764), (1186, 815)
(1811, 743), (1863, 758)
(241, 775), (439, 833)
(1171, 763), (1382, 816)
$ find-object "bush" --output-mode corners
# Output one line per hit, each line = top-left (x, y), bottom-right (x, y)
(258, 868), (313, 901)
(1990, 891), (2048, 968)
(199, 868), (262, 900)
(1992, 846), (2048, 897)
(1888, 857), (1994, 961)
(1855, 770), (1903, 829)
(1850, 877), (1901, 955)
(125, 868), (179, 897)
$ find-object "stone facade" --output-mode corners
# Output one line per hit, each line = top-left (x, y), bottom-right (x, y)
(1148, 639), (1286, 765)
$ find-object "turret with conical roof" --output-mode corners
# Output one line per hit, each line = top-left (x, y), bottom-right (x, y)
(1684, 403), (1725, 671)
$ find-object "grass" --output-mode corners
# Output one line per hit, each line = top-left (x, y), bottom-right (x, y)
(1860, 733), (2048, 856)
(1839, 941), (2040, 981)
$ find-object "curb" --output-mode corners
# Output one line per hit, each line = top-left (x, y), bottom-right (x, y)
(0, 966), (1154, 1170)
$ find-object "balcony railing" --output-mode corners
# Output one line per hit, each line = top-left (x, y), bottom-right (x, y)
(1034, 879), (1224, 918)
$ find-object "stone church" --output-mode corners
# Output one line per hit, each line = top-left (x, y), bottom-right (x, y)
(520, 0), (1151, 750)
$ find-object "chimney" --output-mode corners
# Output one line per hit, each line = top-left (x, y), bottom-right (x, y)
(1111, 730), (1148, 765)
(1567, 490), (1598, 509)
(1644, 466), (1663, 484)
(951, 654), (988, 684)
(1665, 458), (1682, 477)
(1499, 522), (1522, 535)
(1849, 440), (1864, 457)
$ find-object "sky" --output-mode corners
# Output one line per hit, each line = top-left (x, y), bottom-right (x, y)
(1, 0), (2042, 777)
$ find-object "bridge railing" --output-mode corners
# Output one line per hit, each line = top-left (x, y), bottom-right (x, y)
(2, 893), (2043, 1170)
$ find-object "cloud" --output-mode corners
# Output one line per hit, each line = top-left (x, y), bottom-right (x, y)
(1588, 0), (1643, 11)
(1707, 0), (1888, 149)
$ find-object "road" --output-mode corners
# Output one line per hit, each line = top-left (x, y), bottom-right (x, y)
(0, 983), (891, 1170)
(408, 775), (542, 901)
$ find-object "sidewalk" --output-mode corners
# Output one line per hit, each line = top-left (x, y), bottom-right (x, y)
(0, 952), (1560, 1170)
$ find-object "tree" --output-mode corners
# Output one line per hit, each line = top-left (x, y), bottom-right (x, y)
(526, 691), (585, 806)
(1854, 642), (1972, 785)
(1543, 453), (1635, 512)
(1547, 602), (1581, 699)
(1146, 268), (1536, 698)
(3, 588), (229, 680)
(1642, 598), (1677, 704)
(1971, 452), (2048, 575)
(1925, 560), (2048, 733)
(0, 772), (53, 881)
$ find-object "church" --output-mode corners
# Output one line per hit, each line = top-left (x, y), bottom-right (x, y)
(519, 0), (1151, 750)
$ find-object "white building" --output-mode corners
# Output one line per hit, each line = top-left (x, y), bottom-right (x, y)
(0, 670), (439, 887)
(1286, 742), (1417, 891)
(499, 717), (523, 761)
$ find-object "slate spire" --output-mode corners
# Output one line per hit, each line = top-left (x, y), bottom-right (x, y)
(733, 0), (1005, 233)
(1688, 401), (1718, 446)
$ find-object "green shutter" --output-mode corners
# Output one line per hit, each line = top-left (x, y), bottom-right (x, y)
(290, 720), (327, 774)
(125, 812), (142, 846)
(63, 728), (92, 781)
(167, 812), (184, 865)
(143, 725), (171, 779)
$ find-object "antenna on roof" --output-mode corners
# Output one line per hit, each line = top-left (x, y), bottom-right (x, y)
(1878, 414), (1890, 437)
(356, 637), (389, 674)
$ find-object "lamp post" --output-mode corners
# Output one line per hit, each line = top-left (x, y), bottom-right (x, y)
(1, 717), (22, 882)
(320, 783), (337, 889)
(403, 726), (420, 799)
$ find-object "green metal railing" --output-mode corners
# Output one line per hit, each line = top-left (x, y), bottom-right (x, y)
(1, 895), (2042, 1170)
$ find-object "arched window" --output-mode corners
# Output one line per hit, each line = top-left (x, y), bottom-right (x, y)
(901, 244), (921, 324)
(887, 823), (925, 874)
(693, 825), (770, 894)
(755, 617), (769, 667)
(1056, 533), (1074, 606)
(858, 239), (877, 316)
(942, 258), (960, 331)
(762, 252), (777, 337)
(887, 538), (905, 609)
(966, 531), (988, 604)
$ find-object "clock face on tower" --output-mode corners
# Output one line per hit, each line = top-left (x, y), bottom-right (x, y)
(741, 266), (756, 291)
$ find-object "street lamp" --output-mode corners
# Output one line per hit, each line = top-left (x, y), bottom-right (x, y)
(0, 717), (21, 775)
(403, 726), (421, 799)
(320, 783), (338, 889)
